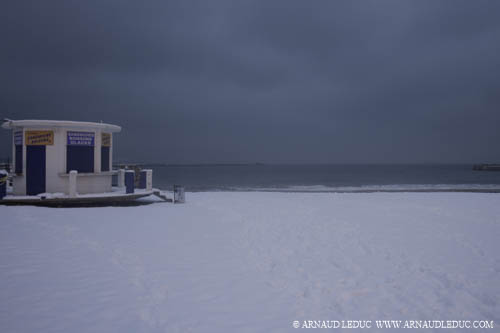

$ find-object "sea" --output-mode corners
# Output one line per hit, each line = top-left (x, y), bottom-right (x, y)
(146, 164), (500, 192)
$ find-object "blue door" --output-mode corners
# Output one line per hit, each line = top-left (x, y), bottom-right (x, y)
(26, 145), (46, 195)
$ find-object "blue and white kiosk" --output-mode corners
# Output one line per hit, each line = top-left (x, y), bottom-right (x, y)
(2, 119), (121, 196)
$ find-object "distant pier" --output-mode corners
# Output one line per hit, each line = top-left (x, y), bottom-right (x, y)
(473, 164), (500, 171)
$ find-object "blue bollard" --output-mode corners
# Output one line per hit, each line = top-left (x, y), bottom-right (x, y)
(125, 170), (135, 194)
(138, 170), (147, 189)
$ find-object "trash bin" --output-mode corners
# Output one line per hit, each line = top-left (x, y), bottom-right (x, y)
(173, 185), (185, 203)
(125, 170), (135, 194)
(0, 170), (7, 200)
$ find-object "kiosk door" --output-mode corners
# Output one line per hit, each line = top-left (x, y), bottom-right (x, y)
(26, 145), (46, 195)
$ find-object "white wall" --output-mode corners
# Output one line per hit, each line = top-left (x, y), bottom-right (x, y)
(109, 133), (113, 170)
(76, 175), (112, 194)
(95, 129), (101, 173)
(45, 127), (66, 193)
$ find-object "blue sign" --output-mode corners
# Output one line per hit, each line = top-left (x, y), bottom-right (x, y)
(14, 131), (23, 145)
(67, 131), (95, 146)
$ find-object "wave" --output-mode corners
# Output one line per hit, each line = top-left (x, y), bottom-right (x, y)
(211, 184), (500, 193)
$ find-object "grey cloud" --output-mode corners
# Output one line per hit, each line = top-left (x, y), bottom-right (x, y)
(1, 0), (500, 163)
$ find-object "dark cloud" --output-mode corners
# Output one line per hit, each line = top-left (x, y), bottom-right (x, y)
(1, 0), (500, 163)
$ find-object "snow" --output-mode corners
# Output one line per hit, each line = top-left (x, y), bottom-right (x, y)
(1, 192), (499, 332)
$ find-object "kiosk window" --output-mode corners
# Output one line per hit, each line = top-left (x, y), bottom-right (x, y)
(101, 147), (110, 171)
(66, 131), (95, 173)
(101, 133), (111, 172)
(15, 145), (23, 174)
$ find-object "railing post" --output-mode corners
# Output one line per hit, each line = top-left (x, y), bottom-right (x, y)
(118, 169), (125, 188)
(69, 170), (77, 198)
(146, 169), (153, 191)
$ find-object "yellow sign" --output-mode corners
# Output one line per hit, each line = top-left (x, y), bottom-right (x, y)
(25, 131), (54, 145)
(102, 133), (111, 147)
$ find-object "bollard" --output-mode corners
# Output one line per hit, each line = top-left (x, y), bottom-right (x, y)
(118, 169), (125, 188)
(69, 170), (77, 198)
(173, 185), (185, 203)
(125, 170), (135, 194)
(0, 170), (7, 200)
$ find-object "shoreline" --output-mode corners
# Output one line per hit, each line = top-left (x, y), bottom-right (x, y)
(185, 187), (500, 194)
(229, 188), (500, 193)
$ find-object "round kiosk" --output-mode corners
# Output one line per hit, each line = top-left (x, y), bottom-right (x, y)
(2, 119), (121, 196)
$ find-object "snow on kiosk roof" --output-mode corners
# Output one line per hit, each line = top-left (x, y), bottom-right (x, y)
(2, 119), (122, 196)
(2, 119), (121, 132)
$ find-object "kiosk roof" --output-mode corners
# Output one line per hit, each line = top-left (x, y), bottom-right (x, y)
(2, 119), (121, 133)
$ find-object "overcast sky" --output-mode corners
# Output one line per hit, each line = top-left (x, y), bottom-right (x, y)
(1, 0), (499, 163)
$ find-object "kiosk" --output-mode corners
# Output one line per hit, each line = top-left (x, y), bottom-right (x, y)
(2, 119), (121, 196)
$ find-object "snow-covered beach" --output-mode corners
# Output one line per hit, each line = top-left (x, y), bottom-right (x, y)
(1, 192), (499, 332)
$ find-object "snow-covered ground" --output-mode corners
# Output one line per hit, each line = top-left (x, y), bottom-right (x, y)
(1, 192), (499, 332)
